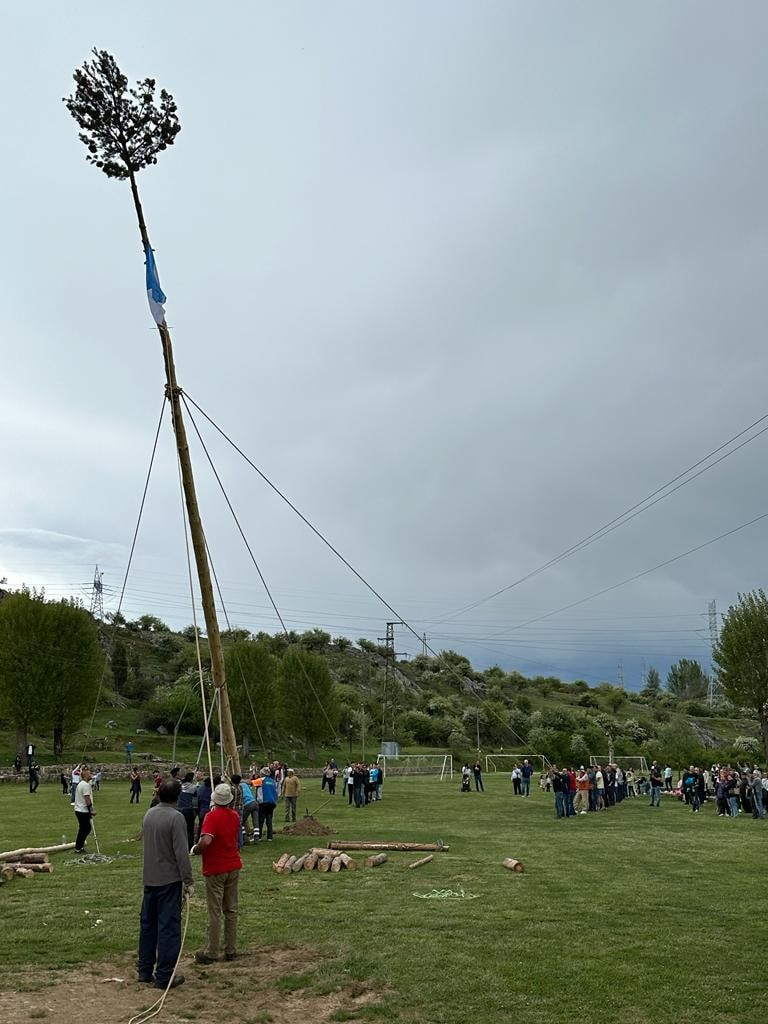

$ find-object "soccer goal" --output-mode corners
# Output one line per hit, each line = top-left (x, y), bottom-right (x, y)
(376, 753), (453, 780)
(589, 755), (648, 774)
(485, 753), (551, 774)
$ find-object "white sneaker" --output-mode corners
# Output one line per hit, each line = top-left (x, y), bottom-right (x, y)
(579, 810), (587, 815)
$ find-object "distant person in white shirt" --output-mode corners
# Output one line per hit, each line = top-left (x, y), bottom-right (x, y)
(73, 765), (95, 853)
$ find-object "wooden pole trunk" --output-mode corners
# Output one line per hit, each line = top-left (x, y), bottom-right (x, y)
(13, 868), (34, 879)
(282, 856), (297, 874)
(0, 843), (74, 861)
(338, 853), (357, 871)
(304, 852), (319, 871)
(330, 856), (344, 873)
(1, 866), (16, 882)
(329, 841), (447, 853)
(291, 855), (307, 873)
(408, 854), (433, 869)
(317, 854), (334, 873)
(502, 858), (524, 873)
(17, 854), (49, 864)
(364, 853), (388, 868)
(127, 171), (240, 778)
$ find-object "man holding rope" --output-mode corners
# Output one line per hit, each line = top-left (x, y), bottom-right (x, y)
(137, 779), (193, 989)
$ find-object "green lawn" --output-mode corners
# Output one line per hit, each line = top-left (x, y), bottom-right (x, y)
(0, 774), (764, 1023)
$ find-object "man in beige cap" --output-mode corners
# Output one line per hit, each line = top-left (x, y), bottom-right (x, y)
(191, 782), (243, 963)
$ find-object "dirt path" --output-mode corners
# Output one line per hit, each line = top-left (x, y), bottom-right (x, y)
(0, 946), (380, 1024)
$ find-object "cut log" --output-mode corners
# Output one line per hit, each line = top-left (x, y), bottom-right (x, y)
(408, 854), (434, 870)
(303, 852), (319, 871)
(328, 841), (447, 853)
(17, 854), (49, 864)
(3, 863), (53, 874)
(502, 858), (524, 873)
(364, 853), (388, 868)
(0, 842), (75, 861)
(308, 847), (337, 857)
(273, 853), (291, 873)
(317, 854), (333, 873)
(291, 855), (307, 873)
(1, 866), (15, 882)
(330, 856), (344, 873)
(338, 853), (357, 871)
(282, 856), (297, 874)
(14, 868), (34, 878)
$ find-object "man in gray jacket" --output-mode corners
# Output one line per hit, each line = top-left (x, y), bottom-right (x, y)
(137, 779), (193, 988)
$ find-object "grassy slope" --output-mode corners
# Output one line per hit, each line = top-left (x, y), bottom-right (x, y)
(0, 775), (763, 1024)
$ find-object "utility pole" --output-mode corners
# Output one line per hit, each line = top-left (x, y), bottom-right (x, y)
(89, 565), (104, 620)
(617, 662), (624, 689)
(378, 620), (404, 744)
(475, 708), (481, 753)
(422, 632), (428, 657)
(65, 52), (240, 774)
(640, 657), (647, 689)
(707, 599), (719, 706)
(360, 705), (366, 762)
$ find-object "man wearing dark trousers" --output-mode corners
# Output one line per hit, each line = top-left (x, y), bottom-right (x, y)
(73, 765), (95, 852)
(137, 779), (193, 989)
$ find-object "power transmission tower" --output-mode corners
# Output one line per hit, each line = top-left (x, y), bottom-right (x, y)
(422, 632), (429, 657)
(707, 599), (719, 706)
(617, 662), (624, 689)
(89, 565), (104, 620)
(378, 621), (404, 743)
(640, 657), (647, 689)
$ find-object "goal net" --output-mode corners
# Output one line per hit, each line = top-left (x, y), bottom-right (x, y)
(376, 753), (453, 780)
(589, 755), (648, 774)
(485, 753), (551, 774)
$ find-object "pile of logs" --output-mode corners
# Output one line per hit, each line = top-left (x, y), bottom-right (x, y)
(273, 848), (359, 874)
(0, 841), (74, 884)
(1, 852), (55, 881)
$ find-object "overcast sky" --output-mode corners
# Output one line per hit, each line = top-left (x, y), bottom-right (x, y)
(2, 2), (767, 688)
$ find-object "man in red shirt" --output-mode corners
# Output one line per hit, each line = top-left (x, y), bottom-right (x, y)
(190, 782), (243, 963)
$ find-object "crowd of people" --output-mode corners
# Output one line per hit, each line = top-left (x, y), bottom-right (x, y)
(533, 760), (768, 819)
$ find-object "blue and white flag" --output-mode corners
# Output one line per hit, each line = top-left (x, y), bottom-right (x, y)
(144, 243), (167, 325)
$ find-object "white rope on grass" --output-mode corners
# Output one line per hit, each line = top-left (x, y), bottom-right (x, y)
(128, 892), (192, 1024)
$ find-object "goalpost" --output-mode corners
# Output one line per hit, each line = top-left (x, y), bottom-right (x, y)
(485, 753), (551, 774)
(376, 753), (453, 780)
(589, 755), (648, 774)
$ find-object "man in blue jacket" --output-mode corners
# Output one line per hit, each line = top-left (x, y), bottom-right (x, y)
(257, 768), (278, 841)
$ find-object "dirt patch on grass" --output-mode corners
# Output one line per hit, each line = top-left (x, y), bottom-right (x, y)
(280, 815), (333, 837)
(0, 946), (381, 1024)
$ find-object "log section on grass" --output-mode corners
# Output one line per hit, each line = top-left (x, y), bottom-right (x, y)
(282, 856), (297, 874)
(364, 853), (388, 868)
(408, 854), (434, 869)
(317, 854), (334, 873)
(3, 863), (53, 873)
(13, 867), (34, 878)
(292, 855), (307, 873)
(273, 853), (290, 873)
(338, 853), (357, 870)
(502, 858), (524, 873)
(328, 841), (447, 852)
(304, 852), (319, 871)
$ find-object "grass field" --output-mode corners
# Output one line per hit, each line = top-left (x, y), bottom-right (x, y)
(0, 774), (764, 1024)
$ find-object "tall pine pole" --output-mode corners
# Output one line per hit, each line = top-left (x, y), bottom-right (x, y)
(65, 50), (241, 774)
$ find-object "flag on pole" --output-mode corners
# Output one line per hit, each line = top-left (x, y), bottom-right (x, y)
(144, 243), (167, 325)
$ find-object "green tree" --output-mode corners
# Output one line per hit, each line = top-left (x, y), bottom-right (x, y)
(643, 666), (662, 694)
(714, 589), (768, 759)
(224, 640), (278, 749)
(666, 658), (709, 700)
(111, 639), (129, 693)
(278, 648), (339, 759)
(0, 589), (49, 754)
(569, 733), (590, 765)
(300, 628), (331, 652)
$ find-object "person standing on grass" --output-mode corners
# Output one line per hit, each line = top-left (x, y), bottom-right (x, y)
(28, 760), (40, 794)
(70, 763), (81, 804)
(137, 778), (192, 989)
(60, 771), (69, 795)
(595, 765), (606, 810)
(472, 760), (485, 792)
(257, 767), (278, 841)
(750, 769), (764, 819)
(126, 739), (133, 764)
(282, 768), (300, 823)
(177, 772), (198, 848)
(130, 767), (142, 804)
(192, 783), (242, 964)
(511, 765), (521, 795)
(574, 767), (589, 814)
(196, 776), (212, 840)
(73, 765), (95, 853)
(649, 762), (663, 807)
(521, 759), (533, 797)
(663, 764), (673, 791)
(238, 775), (259, 843)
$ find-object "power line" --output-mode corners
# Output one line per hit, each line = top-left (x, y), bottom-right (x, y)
(439, 410), (768, 621)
